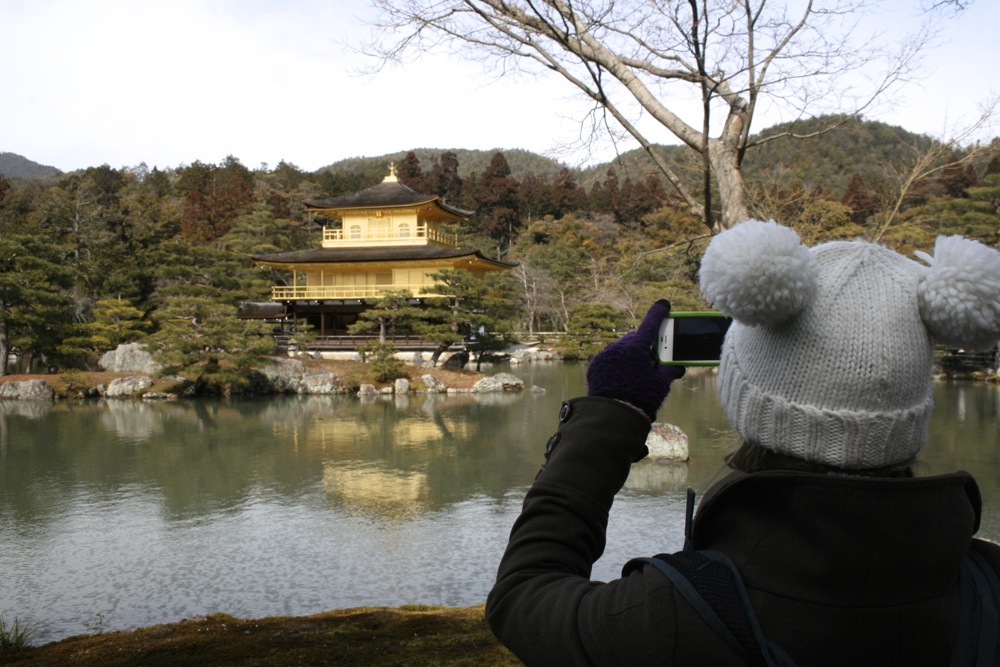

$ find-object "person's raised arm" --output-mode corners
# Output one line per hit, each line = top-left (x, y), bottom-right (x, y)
(486, 301), (685, 665)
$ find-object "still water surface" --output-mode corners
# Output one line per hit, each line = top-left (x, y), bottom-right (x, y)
(2, 363), (999, 644)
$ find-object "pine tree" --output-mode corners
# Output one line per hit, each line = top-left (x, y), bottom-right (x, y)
(57, 297), (151, 362)
(558, 303), (628, 360)
(413, 269), (515, 368)
(476, 152), (521, 254)
(0, 233), (73, 375)
(397, 151), (427, 193)
(427, 151), (463, 203)
(347, 289), (425, 343)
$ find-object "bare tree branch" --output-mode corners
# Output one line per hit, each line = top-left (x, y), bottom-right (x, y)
(871, 94), (1000, 242)
(365, 0), (964, 229)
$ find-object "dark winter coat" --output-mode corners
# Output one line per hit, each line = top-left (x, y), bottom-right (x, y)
(485, 396), (1000, 666)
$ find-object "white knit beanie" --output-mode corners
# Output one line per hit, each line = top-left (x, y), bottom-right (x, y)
(699, 219), (1000, 469)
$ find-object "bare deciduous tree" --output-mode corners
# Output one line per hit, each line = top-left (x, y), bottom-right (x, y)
(365, 0), (948, 230)
(871, 96), (1000, 242)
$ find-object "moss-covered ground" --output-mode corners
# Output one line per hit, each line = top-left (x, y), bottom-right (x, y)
(2, 605), (520, 666)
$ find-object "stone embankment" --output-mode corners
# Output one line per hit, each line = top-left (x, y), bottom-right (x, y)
(1, 342), (563, 401)
(0, 356), (538, 401)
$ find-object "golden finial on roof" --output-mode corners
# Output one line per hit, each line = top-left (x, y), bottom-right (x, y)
(385, 163), (398, 182)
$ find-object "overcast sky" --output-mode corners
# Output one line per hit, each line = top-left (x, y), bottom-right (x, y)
(1, 0), (997, 174)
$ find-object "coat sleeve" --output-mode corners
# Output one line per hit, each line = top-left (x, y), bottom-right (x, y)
(484, 397), (689, 665)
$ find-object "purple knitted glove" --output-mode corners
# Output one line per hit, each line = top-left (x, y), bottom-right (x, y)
(587, 300), (686, 421)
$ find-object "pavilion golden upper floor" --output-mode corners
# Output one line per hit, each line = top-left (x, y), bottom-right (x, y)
(252, 166), (515, 302)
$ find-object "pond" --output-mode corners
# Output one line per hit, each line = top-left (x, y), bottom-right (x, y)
(1, 363), (998, 644)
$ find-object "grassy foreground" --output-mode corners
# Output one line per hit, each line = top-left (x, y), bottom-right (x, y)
(2, 605), (520, 666)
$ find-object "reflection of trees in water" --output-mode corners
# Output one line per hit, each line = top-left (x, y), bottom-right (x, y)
(2, 372), (1000, 535)
(0, 400), (55, 457)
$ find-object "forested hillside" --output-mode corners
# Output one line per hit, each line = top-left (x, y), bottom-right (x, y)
(0, 152), (61, 180)
(1, 117), (998, 381)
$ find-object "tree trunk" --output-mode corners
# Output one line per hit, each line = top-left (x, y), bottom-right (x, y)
(707, 83), (752, 233)
(0, 317), (8, 376)
(427, 342), (449, 368)
(709, 141), (750, 230)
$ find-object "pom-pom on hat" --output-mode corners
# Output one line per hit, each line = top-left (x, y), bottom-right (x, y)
(699, 220), (1000, 469)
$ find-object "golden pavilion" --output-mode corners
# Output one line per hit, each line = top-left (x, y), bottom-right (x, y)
(250, 165), (515, 346)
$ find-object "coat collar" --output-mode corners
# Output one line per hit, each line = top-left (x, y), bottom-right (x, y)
(691, 470), (983, 605)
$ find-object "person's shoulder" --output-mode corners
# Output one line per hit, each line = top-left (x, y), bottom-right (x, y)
(970, 537), (1000, 574)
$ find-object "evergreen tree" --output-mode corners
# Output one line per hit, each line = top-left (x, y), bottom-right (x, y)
(558, 303), (629, 360)
(397, 151), (427, 193)
(271, 160), (307, 191)
(149, 293), (273, 388)
(347, 289), (425, 342)
(517, 173), (551, 223)
(147, 238), (275, 387)
(175, 156), (255, 241)
(615, 175), (665, 225)
(414, 269), (515, 368)
(590, 169), (619, 215)
(550, 168), (588, 218)
(0, 174), (11, 205)
(427, 151), (463, 204)
(0, 233), (73, 374)
(57, 297), (151, 363)
(476, 152), (521, 254)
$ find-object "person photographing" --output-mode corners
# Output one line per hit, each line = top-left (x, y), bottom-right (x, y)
(486, 219), (1000, 666)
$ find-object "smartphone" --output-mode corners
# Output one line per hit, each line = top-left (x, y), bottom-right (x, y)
(655, 311), (732, 366)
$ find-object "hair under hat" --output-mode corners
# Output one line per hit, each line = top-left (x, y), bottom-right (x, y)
(699, 220), (1000, 469)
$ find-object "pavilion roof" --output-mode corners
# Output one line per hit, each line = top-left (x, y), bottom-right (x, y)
(251, 245), (516, 269)
(305, 178), (472, 219)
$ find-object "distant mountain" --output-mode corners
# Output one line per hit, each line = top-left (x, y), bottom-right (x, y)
(321, 118), (952, 198)
(742, 116), (942, 195)
(0, 152), (61, 180)
(320, 147), (571, 182)
(575, 115), (950, 197)
(3, 115), (970, 199)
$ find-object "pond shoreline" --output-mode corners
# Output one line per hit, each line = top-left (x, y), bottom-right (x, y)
(2, 604), (520, 666)
(0, 357), (507, 401)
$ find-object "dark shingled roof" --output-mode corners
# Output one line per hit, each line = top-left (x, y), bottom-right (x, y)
(252, 245), (516, 268)
(306, 179), (472, 218)
(237, 302), (288, 319)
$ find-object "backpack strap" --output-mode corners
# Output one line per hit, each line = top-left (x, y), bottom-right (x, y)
(628, 550), (797, 667)
(952, 547), (1000, 667)
(637, 490), (999, 666)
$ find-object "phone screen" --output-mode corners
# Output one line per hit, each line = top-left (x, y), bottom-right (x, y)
(656, 314), (732, 365)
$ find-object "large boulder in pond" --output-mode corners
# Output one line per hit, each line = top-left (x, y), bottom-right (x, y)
(421, 374), (447, 393)
(472, 372), (524, 393)
(257, 358), (307, 393)
(297, 371), (343, 394)
(104, 376), (154, 398)
(442, 350), (470, 370)
(645, 422), (689, 462)
(0, 379), (55, 401)
(98, 343), (163, 375)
